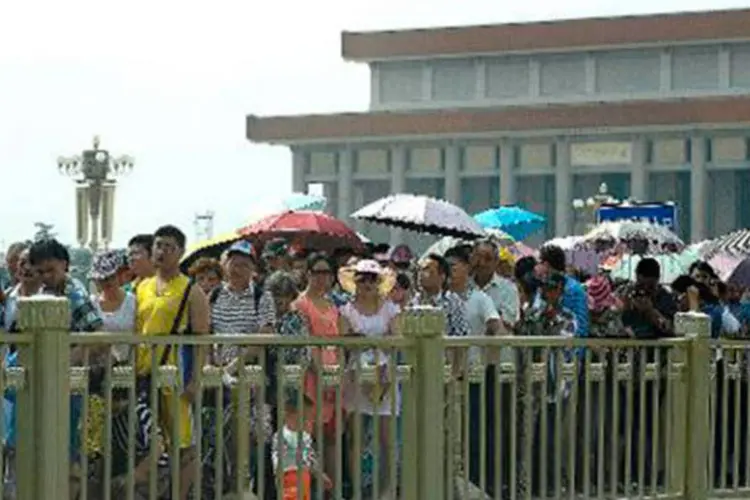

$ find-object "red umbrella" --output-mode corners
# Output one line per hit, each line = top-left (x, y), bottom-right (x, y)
(239, 210), (363, 251)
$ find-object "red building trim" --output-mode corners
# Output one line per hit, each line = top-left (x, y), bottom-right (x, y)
(341, 9), (750, 61)
(246, 96), (750, 144)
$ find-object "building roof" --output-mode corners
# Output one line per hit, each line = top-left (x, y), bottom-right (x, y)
(246, 96), (750, 145)
(341, 8), (750, 61)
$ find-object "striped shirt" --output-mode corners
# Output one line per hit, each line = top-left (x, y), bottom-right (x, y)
(210, 283), (276, 364)
(111, 401), (169, 476)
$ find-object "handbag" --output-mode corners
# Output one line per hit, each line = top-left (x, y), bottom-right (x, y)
(135, 280), (193, 397)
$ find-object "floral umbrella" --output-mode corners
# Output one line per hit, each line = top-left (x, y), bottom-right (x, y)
(578, 220), (684, 254)
(180, 230), (243, 270)
(352, 194), (485, 239)
(422, 227), (514, 258)
(474, 205), (546, 241)
(239, 210), (363, 251)
(704, 229), (750, 259)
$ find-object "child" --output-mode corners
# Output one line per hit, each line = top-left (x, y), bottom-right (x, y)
(271, 391), (331, 500)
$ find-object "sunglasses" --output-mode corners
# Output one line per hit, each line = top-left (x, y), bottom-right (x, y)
(355, 273), (378, 284)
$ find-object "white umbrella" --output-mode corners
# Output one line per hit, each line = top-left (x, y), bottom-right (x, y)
(580, 220), (684, 253)
(422, 228), (514, 258)
(352, 194), (486, 239)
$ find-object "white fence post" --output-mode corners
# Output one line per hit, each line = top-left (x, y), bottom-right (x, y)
(15, 296), (71, 500)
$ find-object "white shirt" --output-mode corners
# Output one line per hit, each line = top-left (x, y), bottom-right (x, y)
(457, 288), (500, 365)
(475, 274), (520, 325)
(93, 292), (136, 362)
(340, 301), (401, 416)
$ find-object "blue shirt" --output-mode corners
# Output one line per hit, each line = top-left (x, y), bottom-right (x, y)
(702, 303), (724, 339)
(562, 276), (589, 337)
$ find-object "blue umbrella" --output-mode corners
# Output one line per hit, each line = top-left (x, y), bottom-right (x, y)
(282, 193), (327, 212)
(474, 205), (546, 241)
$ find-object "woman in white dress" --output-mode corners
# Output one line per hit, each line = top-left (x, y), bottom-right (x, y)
(338, 259), (400, 499)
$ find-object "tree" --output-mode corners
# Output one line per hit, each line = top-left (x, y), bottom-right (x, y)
(69, 247), (93, 285)
(33, 222), (56, 242)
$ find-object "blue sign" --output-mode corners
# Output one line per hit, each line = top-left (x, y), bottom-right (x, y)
(596, 203), (678, 231)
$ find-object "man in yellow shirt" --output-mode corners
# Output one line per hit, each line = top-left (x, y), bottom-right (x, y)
(135, 225), (210, 500)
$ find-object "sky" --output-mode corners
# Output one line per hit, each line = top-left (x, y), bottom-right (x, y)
(1, 0), (747, 249)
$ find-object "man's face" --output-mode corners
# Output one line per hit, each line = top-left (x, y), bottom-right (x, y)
(448, 258), (470, 285)
(152, 236), (182, 271)
(128, 244), (152, 278)
(36, 257), (67, 289)
(418, 259), (442, 292)
(225, 253), (254, 287)
(691, 267), (712, 285)
(635, 274), (658, 292)
(727, 283), (743, 303)
(472, 244), (497, 278)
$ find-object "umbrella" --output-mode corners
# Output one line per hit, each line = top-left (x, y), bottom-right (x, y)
(422, 228), (514, 258)
(705, 229), (750, 259)
(608, 249), (699, 284)
(239, 210), (363, 251)
(474, 205), (546, 241)
(352, 194), (485, 239)
(282, 192), (327, 212)
(579, 220), (684, 254)
(180, 231), (243, 269)
(726, 258), (750, 288)
(708, 253), (743, 281)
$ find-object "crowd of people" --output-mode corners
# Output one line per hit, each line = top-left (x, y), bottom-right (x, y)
(1, 227), (750, 499)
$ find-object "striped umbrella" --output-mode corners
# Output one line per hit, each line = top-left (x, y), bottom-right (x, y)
(705, 229), (750, 259)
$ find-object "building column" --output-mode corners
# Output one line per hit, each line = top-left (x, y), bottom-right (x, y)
(499, 140), (515, 205)
(337, 149), (354, 224)
(390, 147), (407, 246)
(630, 136), (648, 202)
(291, 148), (307, 194)
(444, 145), (461, 205)
(555, 139), (572, 237)
(691, 136), (707, 242)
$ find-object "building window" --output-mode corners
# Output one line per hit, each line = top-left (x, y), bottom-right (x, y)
(684, 139), (692, 163)
(550, 143), (558, 167)
(746, 138), (750, 161)
(513, 145), (521, 169)
(645, 140), (654, 164)
(705, 138), (713, 163)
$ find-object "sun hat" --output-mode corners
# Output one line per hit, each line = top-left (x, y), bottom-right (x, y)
(338, 259), (396, 296)
(90, 250), (123, 281)
(226, 240), (256, 260)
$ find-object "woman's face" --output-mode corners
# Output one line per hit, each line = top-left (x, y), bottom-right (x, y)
(307, 259), (333, 292)
(197, 271), (222, 295)
(36, 257), (67, 289)
(274, 293), (296, 316)
(355, 272), (379, 296)
(95, 275), (119, 293)
(16, 250), (40, 287)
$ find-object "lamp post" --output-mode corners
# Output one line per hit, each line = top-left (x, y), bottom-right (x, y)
(58, 136), (134, 251)
(571, 182), (619, 234)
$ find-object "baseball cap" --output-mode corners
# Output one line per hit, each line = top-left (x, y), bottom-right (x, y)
(226, 240), (255, 260)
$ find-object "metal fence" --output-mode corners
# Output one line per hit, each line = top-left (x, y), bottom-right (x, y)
(0, 297), (738, 499)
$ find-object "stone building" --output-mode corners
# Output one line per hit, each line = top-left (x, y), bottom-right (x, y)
(246, 8), (750, 246)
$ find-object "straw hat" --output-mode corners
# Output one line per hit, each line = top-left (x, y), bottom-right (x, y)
(338, 259), (396, 296)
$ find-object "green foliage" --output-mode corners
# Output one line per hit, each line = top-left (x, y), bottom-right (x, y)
(69, 247), (93, 284)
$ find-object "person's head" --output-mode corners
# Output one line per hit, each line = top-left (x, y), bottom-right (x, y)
(350, 259), (386, 298)
(15, 248), (41, 289)
(514, 256), (539, 300)
(188, 257), (223, 295)
(388, 244), (413, 272)
(540, 271), (566, 305)
(288, 247), (309, 290)
(306, 252), (335, 294)
(390, 272), (412, 306)
(471, 240), (499, 281)
(726, 282), (744, 304)
(634, 257), (661, 292)
(689, 260), (717, 285)
(331, 247), (354, 269)
(5, 241), (30, 282)
(90, 250), (124, 293)
(418, 253), (450, 294)
(538, 245), (566, 276)
(114, 250), (134, 286)
(496, 247), (515, 277)
(152, 225), (186, 273)
(265, 271), (300, 316)
(671, 274), (717, 311)
(127, 234), (154, 279)
(262, 238), (289, 272)
(223, 240), (256, 290)
(28, 238), (69, 289)
(445, 246), (473, 290)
